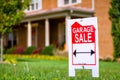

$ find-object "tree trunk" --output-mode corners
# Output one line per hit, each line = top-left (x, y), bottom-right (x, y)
(0, 34), (3, 62)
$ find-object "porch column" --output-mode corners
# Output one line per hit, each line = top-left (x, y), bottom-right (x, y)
(27, 21), (32, 47)
(45, 18), (50, 46)
(65, 15), (71, 51)
(92, 0), (94, 10)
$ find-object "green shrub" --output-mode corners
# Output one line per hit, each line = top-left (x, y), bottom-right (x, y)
(6, 47), (16, 54)
(24, 46), (36, 55)
(41, 45), (55, 56)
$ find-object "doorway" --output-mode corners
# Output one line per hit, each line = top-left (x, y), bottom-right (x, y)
(32, 27), (38, 47)
(58, 22), (65, 48)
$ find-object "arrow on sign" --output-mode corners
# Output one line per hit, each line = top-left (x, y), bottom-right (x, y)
(73, 49), (95, 57)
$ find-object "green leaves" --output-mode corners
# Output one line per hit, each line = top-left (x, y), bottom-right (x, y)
(109, 0), (120, 58)
(0, 0), (30, 34)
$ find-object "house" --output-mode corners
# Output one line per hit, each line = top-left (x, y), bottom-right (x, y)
(5, 0), (113, 59)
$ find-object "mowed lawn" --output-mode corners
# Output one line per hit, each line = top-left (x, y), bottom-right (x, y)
(0, 57), (120, 80)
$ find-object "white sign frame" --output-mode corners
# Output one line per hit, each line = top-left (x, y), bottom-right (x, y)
(67, 17), (99, 77)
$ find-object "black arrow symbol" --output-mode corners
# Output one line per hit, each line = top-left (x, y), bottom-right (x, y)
(73, 49), (95, 57)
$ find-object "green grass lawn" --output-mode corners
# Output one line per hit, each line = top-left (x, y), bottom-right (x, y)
(0, 57), (120, 80)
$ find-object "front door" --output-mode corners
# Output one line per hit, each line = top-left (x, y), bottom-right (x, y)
(58, 22), (65, 48)
(32, 27), (37, 47)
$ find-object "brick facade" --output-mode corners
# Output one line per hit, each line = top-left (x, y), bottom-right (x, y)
(13, 0), (113, 58)
(94, 0), (113, 59)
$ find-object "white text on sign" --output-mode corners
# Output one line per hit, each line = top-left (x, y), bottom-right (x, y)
(72, 22), (95, 43)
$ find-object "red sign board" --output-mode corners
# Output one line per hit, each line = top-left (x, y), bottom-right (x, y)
(72, 22), (95, 44)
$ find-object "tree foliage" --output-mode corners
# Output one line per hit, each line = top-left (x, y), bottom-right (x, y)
(0, 0), (30, 34)
(109, 0), (120, 58)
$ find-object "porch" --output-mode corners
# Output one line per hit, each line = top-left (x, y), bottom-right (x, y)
(5, 7), (94, 50)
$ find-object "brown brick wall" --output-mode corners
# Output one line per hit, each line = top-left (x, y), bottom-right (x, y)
(19, 0), (113, 58)
(75, 0), (92, 9)
(37, 20), (45, 47)
(42, 0), (57, 9)
(50, 19), (58, 46)
(17, 25), (27, 48)
(42, 0), (92, 9)
(94, 0), (114, 59)
(41, 0), (114, 58)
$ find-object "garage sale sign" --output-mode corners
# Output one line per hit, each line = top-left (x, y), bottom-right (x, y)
(67, 17), (99, 77)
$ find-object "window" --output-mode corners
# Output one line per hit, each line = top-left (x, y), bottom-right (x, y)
(72, 0), (77, 3)
(64, 0), (69, 4)
(7, 31), (17, 48)
(58, 0), (81, 7)
(26, 0), (42, 12)
(31, 3), (34, 10)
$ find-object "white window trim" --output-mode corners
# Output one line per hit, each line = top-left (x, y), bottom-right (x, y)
(58, 0), (81, 7)
(25, 0), (42, 12)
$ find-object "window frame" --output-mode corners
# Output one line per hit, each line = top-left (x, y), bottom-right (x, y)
(25, 0), (42, 12)
(7, 30), (18, 48)
(58, 0), (81, 7)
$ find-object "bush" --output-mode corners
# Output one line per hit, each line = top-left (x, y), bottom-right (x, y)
(32, 47), (43, 54)
(6, 47), (16, 54)
(41, 45), (55, 56)
(13, 47), (25, 54)
(24, 46), (36, 55)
